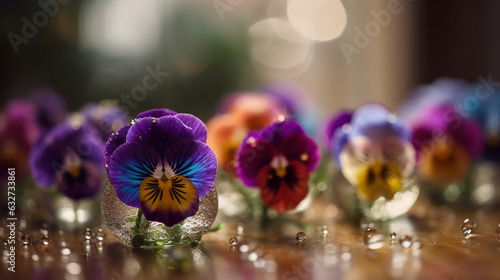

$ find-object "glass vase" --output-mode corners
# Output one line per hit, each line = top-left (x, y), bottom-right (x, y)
(101, 181), (218, 247)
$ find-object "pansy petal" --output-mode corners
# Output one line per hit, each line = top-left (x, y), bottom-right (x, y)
(350, 104), (410, 142)
(55, 161), (102, 200)
(259, 119), (305, 147)
(175, 113), (208, 143)
(126, 116), (194, 157)
(257, 161), (309, 212)
(236, 132), (277, 187)
(135, 109), (177, 119)
(356, 161), (402, 202)
(108, 143), (162, 207)
(324, 111), (353, 148)
(330, 124), (351, 166)
(104, 124), (130, 165)
(164, 139), (217, 198)
(280, 134), (320, 172)
(451, 119), (484, 159)
(139, 175), (199, 227)
(206, 114), (239, 170)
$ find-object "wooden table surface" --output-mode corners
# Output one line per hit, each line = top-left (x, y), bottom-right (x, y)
(2, 195), (500, 280)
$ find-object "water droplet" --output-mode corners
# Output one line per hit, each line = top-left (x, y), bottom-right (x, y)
(60, 247), (71, 256)
(95, 228), (105, 241)
(389, 232), (396, 240)
(461, 218), (477, 237)
(41, 236), (50, 246)
(363, 228), (377, 244)
(32, 253), (40, 261)
(20, 234), (31, 245)
(3, 240), (8, 247)
(131, 235), (144, 248)
(229, 236), (237, 246)
(296, 232), (307, 242)
(83, 228), (93, 240)
(366, 234), (386, 250)
(399, 235), (412, 248)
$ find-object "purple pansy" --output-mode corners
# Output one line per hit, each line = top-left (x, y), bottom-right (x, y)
(331, 104), (415, 202)
(29, 122), (105, 200)
(106, 109), (216, 227)
(0, 100), (41, 181)
(410, 104), (484, 184)
(235, 119), (320, 212)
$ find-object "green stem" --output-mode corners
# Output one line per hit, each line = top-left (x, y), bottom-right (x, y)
(135, 208), (143, 234)
(261, 204), (270, 229)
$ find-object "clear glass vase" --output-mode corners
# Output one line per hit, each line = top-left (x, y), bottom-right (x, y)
(101, 181), (218, 247)
(331, 169), (420, 221)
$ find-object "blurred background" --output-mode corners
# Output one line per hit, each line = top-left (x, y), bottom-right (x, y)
(1, 0), (500, 120)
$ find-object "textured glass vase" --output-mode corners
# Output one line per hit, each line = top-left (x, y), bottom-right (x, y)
(331, 170), (420, 221)
(101, 181), (218, 247)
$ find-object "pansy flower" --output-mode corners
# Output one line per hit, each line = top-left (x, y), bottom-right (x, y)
(79, 100), (130, 141)
(207, 93), (287, 172)
(106, 109), (217, 227)
(410, 104), (484, 185)
(29, 122), (105, 200)
(235, 119), (320, 211)
(0, 100), (41, 181)
(331, 104), (415, 202)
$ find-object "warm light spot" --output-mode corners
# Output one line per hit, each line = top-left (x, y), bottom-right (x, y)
(69, 114), (84, 130)
(300, 153), (308, 161)
(248, 18), (312, 69)
(278, 115), (286, 122)
(287, 0), (347, 42)
(247, 136), (256, 146)
(152, 119), (157, 123)
(111, 119), (124, 132)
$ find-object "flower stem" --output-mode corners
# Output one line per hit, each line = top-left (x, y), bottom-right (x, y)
(135, 208), (143, 234)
